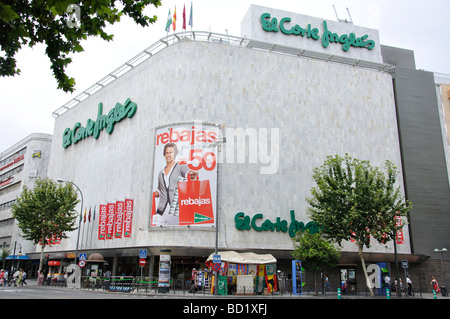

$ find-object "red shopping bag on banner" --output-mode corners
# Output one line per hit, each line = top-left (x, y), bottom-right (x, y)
(177, 175), (214, 225)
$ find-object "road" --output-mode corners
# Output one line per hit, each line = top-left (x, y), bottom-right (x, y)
(0, 284), (152, 299)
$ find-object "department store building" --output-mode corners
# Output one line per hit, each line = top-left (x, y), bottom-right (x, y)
(2, 5), (449, 292)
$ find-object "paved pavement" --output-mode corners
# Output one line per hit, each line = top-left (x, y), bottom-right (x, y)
(0, 278), (445, 300)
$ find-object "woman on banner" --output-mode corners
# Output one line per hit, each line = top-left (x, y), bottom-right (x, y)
(154, 142), (198, 225)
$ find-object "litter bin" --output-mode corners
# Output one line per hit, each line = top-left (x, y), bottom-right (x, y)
(441, 286), (448, 297)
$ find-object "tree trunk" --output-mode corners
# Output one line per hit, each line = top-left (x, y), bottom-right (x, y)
(39, 244), (44, 271)
(39, 233), (45, 272)
(358, 242), (374, 297)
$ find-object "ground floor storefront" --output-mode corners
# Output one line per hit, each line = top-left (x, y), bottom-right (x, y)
(18, 248), (445, 296)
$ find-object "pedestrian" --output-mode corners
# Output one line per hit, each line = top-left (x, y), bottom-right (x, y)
(407, 275), (412, 295)
(3, 270), (8, 286)
(0, 269), (4, 286)
(21, 269), (27, 286)
(12, 269), (19, 286)
(323, 274), (332, 293)
(37, 269), (43, 286)
(17, 269), (23, 287)
(384, 274), (391, 290)
(430, 276), (440, 293)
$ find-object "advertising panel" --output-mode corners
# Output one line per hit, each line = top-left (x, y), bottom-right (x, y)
(98, 204), (107, 240)
(114, 201), (124, 238)
(151, 122), (220, 227)
(106, 203), (115, 239)
(124, 199), (134, 237)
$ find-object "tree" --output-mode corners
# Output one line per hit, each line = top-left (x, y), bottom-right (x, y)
(292, 230), (340, 295)
(0, 0), (161, 92)
(306, 154), (412, 297)
(11, 178), (80, 271)
(1, 248), (9, 269)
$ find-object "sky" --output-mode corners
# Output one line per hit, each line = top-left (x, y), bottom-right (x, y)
(1, 0), (449, 153)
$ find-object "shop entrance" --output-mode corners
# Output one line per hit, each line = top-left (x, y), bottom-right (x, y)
(339, 267), (357, 294)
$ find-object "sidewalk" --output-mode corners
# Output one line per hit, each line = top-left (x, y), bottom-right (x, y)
(15, 279), (445, 299)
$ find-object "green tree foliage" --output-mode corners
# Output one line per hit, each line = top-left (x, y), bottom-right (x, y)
(11, 178), (80, 270)
(0, 0), (161, 92)
(306, 154), (412, 296)
(292, 230), (340, 294)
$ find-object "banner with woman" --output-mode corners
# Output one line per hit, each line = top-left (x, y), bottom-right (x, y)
(151, 122), (221, 227)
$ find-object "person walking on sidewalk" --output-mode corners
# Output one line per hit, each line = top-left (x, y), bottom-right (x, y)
(0, 269), (4, 286)
(430, 276), (440, 293)
(21, 269), (27, 286)
(407, 275), (412, 295)
(323, 274), (332, 293)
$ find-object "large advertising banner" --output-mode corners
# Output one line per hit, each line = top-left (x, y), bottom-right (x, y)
(151, 122), (220, 227)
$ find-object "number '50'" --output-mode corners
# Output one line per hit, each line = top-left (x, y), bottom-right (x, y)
(188, 149), (216, 171)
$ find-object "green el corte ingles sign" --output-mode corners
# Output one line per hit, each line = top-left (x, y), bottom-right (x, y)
(260, 12), (375, 52)
(62, 98), (137, 148)
(235, 210), (320, 238)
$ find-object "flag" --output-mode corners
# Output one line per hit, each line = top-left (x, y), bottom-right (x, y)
(188, 2), (193, 28)
(93, 206), (96, 221)
(173, 6), (177, 31)
(165, 9), (172, 32)
(183, 4), (186, 30)
(83, 208), (86, 223)
(88, 207), (91, 222)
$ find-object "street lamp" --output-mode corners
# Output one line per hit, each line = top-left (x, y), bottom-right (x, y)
(57, 179), (83, 265)
(434, 248), (448, 296)
(204, 136), (226, 296)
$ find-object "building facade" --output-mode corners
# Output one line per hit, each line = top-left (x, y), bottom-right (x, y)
(3, 5), (449, 293)
(0, 133), (52, 275)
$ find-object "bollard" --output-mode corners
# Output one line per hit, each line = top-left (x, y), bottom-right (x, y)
(386, 289), (390, 299)
(337, 288), (341, 299)
(433, 290), (437, 299)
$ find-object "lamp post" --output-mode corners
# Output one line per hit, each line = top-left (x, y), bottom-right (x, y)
(205, 136), (226, 296)
(434, 248), (448, 295)
(57, 179), (83, 265)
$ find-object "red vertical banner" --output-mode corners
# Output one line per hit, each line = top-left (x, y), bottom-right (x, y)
(395, 216), (404, 244)
(106, 203), (115, 239)
(98, 204), (107, 240)
(114, 201), (124, 238)
(124, 198), (134, 237)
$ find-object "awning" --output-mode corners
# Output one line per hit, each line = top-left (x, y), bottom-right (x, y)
(48, 261), (61, 266)
(207, 251), (276, 264)
(2, 255), (30, 260)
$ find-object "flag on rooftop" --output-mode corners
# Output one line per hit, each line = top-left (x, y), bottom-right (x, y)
(165, 9), (172, 32)
(173, 6), (177, 31)
(183, 4), (186, 30)
(189, 2), (193, 29)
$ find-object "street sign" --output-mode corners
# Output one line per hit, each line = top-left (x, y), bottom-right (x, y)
(213, 254), (221, 264)
(78, 260), (86, 268)
(139, 249), (147, 259)
(79, 253), (87, 261)
(401, 260), (409, 269)
(139, 258), (146, 267)
(212, 263), (220, 272)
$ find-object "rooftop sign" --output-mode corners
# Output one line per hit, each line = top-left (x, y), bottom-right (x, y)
(241, 5), (382, 63)
(260, 13), (375, 52)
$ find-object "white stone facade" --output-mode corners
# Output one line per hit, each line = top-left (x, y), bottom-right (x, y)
(44, 32), (410, 259)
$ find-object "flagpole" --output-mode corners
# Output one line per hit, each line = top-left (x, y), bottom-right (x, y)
(85, 207), (91, 250)
(80, 208), (86, 249)
(89, 206), (96, 249)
